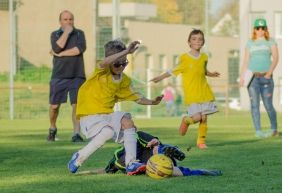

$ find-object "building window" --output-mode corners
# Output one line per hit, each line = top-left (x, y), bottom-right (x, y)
(159, 55), (167, 71)
(172, 55), (179, 66)
(275, 12), (282, 39)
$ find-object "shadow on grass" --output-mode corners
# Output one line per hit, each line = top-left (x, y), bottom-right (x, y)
(210, 139), (259, 147)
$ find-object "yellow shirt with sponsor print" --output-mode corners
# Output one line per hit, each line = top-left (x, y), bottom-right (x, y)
(76, 65), (143, 119)
(172, 53), (215, 105)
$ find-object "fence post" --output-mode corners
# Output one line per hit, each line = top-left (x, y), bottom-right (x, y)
(225, 82), (229, 117)
(9, 0), (15, 120)
(146, 68), (151, 118)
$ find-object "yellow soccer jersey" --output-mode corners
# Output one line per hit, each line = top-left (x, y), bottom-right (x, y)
(76, 65), (143, 119)
(172, 53), (215, 105)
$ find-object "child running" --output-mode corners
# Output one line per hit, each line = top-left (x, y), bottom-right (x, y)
(68, 39), (163, 175)
(151, 29), (220, 149)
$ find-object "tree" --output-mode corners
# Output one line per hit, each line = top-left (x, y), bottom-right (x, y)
(149, 0), (183, 24)
(176, 0), (205, 25)
(210, 0), (239, 36)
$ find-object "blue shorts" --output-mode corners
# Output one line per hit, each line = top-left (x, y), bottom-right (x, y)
(49, 78), (85, 105)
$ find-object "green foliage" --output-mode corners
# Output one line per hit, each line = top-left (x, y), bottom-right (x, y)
(14, 65), (51, 83)
(0, 72), (9, 82)
(0, 65), (51, 83)
(176, 0), (205, 25)
(0, 115), (282, 193)
(210, 0), (239, 36)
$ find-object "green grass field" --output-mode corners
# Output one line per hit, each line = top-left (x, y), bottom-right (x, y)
(1, 113), (281, 193)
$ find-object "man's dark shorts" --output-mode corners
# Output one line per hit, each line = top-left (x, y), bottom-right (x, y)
(49, 78), (85, 105)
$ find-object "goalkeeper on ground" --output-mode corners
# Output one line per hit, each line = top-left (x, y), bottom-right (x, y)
(105, 131), (222, 176)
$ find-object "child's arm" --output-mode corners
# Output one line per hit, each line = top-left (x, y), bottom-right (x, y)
(204, 60), (220, 77)
(150, 72), (171, 83)
(136, 95), (164, 105)
(136, 131), (160, 148)
(99, 41), (140, 68)
(206, 70), (220, 77)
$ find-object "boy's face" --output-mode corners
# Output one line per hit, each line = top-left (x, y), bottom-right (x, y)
(188, 33), (204, 51)
(110, 57), (128, 75)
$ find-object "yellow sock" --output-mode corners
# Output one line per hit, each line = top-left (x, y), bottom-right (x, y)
(197, 122), (207, 145)
(184, 116), (194, 125)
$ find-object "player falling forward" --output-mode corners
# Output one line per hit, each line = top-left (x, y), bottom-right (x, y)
(68, 39), (163, 175)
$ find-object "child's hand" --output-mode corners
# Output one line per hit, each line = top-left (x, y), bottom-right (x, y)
(127, 41), (140, 54)
(150, 76), (161, 83)
(146, 138), (160, 148)
(151, 95), (164, 105)
(209, 71), (220, 77)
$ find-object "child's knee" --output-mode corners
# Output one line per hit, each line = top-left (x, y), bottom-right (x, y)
(201, 115), (207, 122)
(192, 113), (201, 122)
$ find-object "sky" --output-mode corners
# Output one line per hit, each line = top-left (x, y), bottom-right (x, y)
(210, 0), (230, 14)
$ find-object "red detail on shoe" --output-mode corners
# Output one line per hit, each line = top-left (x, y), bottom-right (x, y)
(197, 144), (208, 149)
(127, 165), (146, 176)
(179, 117), (189, 136)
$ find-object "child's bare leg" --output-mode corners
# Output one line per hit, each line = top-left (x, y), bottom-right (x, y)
(179, 113), (201, 136)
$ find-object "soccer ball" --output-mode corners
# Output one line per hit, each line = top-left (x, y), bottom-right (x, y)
(146, 154), (173, 179)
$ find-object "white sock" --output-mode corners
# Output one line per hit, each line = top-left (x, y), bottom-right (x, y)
(77, 127), (114, 165)
(123, 128), (137, 166)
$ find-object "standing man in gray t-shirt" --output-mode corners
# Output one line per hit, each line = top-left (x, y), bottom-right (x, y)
(48, 10), (86, 142)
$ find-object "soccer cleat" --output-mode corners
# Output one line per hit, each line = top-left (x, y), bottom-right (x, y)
(161, 145), (186, 161)
(197, 143), (208, 149)
(126, 162), (146, 176)
(47, 128), (57, 141)
(71, 133), (84, 142)
(201, 169), (222, 176)
(179, 116), (189, 136)
(68, 152), (81, 173)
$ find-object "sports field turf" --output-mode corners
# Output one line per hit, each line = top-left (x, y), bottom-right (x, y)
(0, 112), (281, 193)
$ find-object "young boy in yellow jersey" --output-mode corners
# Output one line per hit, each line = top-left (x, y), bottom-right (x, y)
(151, 29), (220, 149)
(68, 39), (163, 175)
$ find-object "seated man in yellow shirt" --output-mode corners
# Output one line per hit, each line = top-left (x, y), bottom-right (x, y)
(68, 39), (163, 175)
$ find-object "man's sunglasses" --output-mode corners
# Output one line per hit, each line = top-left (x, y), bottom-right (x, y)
(255, 26), (266, 30)
(113, 59), (128, 68)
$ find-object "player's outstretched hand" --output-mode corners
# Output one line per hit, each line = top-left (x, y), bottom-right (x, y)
(146, 138), (160, 148)
(150, 76), (162, 83)
(209, 71), (220, 77)
(151, 95), (164, 105)
(127, 41), (140, 54)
